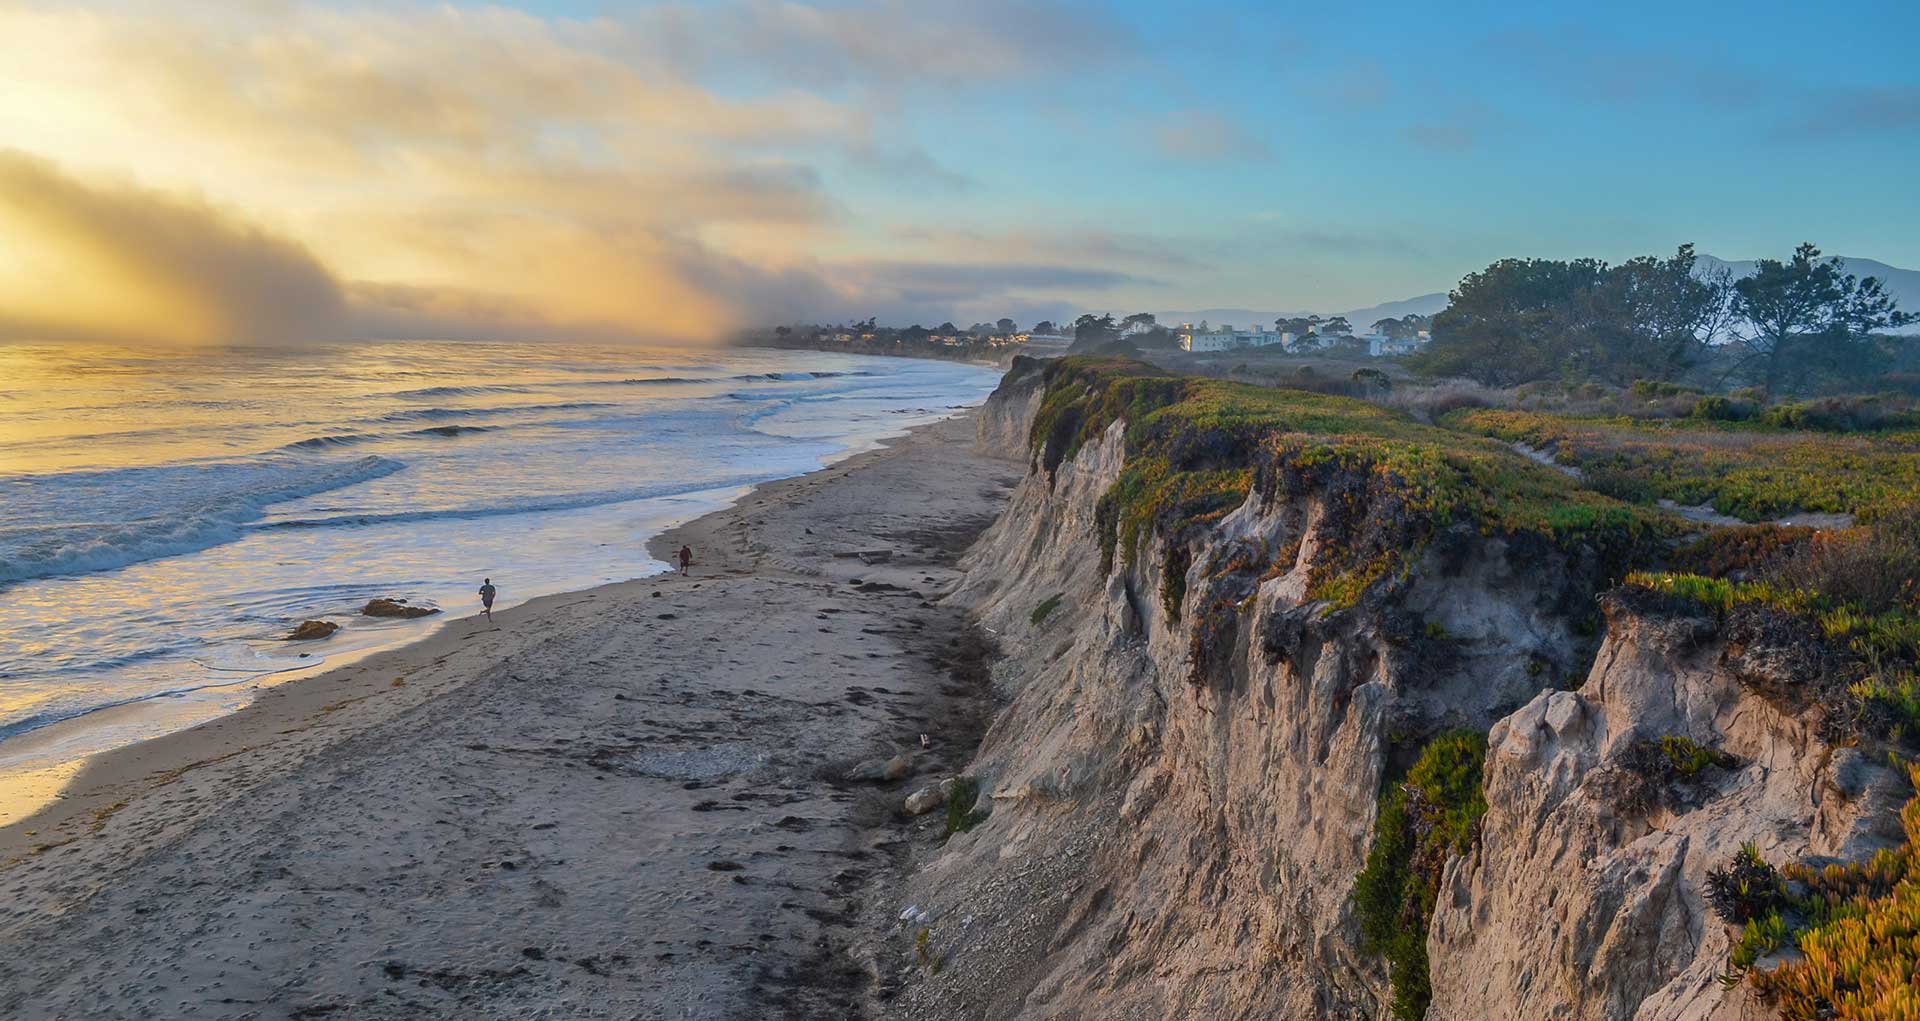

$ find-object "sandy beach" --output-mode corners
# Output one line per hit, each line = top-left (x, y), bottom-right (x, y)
(0, 411), (1019, 1020)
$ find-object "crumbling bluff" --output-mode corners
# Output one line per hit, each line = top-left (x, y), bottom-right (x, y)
(867, 359), (1897, 1021)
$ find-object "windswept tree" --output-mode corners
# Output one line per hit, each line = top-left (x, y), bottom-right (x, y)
(1729, 243), (1914, 395)
(1070, 312), (1121, 351)
(1570, 244), (1724, 384)
(1413, 246), (1726, 387)
(1321, 316), (1353, 336)
(1371, 315), (1433, 341)
(1121, 312), (1157, 331)
(1415, 257), (1608, 386)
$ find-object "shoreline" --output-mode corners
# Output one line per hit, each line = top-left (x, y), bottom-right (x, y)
(0, 410), (978, 859)
(0, 390), (986, 832)
(0, 408), (1020, 1019)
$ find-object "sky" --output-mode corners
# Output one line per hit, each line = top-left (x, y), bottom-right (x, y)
(1, 0), (1917, 345)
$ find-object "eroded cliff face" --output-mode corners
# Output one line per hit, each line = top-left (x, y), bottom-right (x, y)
(872, 369), (1871, 1020)
(1429, 593), (1907, 1020)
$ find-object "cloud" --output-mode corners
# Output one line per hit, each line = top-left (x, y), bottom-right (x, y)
(1153, 112), (1272, 161)
(888, 225), (1203, 270)
(1781, 86), (1920, 139)
(619, 0), (1138, 91)
(0, 2), (1164, 343)
(0, 150), (346, 345)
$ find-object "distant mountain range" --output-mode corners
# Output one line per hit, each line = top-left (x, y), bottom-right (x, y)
(1696, 256), (1920, 331)
(1151, 295), (1447, 332)
(1154, 254), (1920, 335)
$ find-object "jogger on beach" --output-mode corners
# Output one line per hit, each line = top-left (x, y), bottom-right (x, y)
(677, 546), (693, 576)
(479, 577), (496, 620)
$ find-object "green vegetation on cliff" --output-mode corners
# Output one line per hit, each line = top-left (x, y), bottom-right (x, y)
(1447, 408), (1920, 522)
(1028, 357), (1668, 617)
(1353, 732), (1490, 1021)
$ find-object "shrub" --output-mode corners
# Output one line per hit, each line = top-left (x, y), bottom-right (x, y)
(943, 776), (985, 838)
(1728, 911), (1789, 972)
(1768, 507), (1920, 615)
(1738, 764), (1920, 1017)
(1353, 731), (1489, 1021)
(1758, 395), (1918, 434)
(1030, 593), (1065, 625)
(1658, 735), (1739, 777)
(1671, 524), (1817, 581)
(1161, 546), (1192, 617)
(1605, 736), (1740, 816)
(1632, 379), (1704, 399)
(1689, 395), (1757, 422)
(1352, 368), (1392, 393)
(1706, 842), (1788, 925)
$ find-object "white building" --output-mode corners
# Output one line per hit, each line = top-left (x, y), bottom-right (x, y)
(1177, 323), (1288, 353)
(1367, 335), (1420, 357)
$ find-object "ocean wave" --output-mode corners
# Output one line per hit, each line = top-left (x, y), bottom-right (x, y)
(375, 401), (613, 423)
(569, 370), (872, 387)
(0, 454), (407, 585)
(0, 665), (312, 744)
(575, 376), (721, 387)
(282, 424), (503, 451)
(285, 432), (378, 450)
(263, 474), (778, 531)
(388, 384), (534, 399)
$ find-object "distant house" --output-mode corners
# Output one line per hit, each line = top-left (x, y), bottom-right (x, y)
(1178, 323), (1286, 353)
(1365, 334), (1422, 357)
(1025, 332), (1074, 348)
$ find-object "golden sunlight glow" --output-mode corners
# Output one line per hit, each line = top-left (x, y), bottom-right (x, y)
(0, 3), (858, 345)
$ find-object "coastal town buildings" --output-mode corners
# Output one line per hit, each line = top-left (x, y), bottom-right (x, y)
(1176, 323), (1289, 353)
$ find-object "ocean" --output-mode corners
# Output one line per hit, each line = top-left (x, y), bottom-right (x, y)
(0, 341), (1001, 811)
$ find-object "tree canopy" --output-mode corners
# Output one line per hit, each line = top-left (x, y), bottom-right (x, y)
(1412, 245), (1725, 387)
(1729, 243), (1915, 395)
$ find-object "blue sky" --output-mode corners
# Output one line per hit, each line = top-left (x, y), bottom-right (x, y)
(5, 0), (1917, 342)
(537, 0), (1920, 315)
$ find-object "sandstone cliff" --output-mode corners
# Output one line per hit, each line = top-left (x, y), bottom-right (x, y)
(867, 359), (1911, 1020)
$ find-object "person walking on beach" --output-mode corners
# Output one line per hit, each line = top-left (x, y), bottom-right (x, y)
(478, 577), (497, 620)
(677, 545), (693, 576)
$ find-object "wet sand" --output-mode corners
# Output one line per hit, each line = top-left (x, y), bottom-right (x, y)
(0, 412), (1019, 1020)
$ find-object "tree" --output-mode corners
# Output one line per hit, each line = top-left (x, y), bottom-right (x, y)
(1070, 312), (1120, 351)
(1032, 320), (1058, 335)
(1729, 243), (1914, 395)
(1121, 312), (1157, 332)
(1411, 247), (1725, 387)
(1321, 316), (1353, 336)
(1413, 257), (1606, 386)
(1571, 244), (1722, 384)
(996, 317), (1018, 333)
(1372, 315), (1433, 341)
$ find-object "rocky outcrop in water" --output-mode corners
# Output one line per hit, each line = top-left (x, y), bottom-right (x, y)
(284, 619), (339, 641)
(360, 598), (439, 619)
